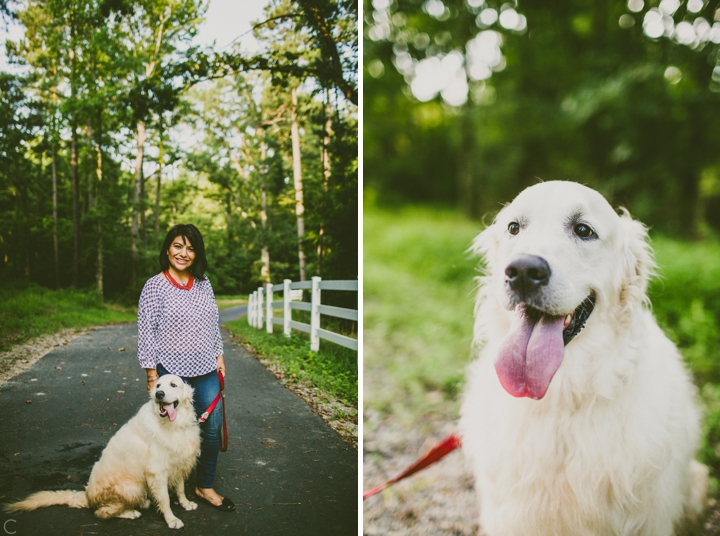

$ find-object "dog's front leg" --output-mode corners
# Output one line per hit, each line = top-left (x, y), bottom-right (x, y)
(147, 473), (184, 529)
(175, 480), (198, 512)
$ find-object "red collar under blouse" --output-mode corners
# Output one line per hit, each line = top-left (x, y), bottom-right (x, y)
(163, 270), (194, 291)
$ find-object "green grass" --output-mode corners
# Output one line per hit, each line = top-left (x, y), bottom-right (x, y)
(363, 204), (480, 424)
(215, 295), (248, 311)
(0, 282), (137, 351)
(648, 237), (720, 493)
(649, 237), (720, 384)
(364, 204), (720, 492)
(224, 319), (358, 406)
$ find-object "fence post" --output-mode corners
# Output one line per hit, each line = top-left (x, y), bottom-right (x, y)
(253, 291), (258, 328)
(266, 283), (273, 334)
(257, 287), (264, 330)
(283, 279), (291, 337)
(248, 292), (254, 327)
(310, 276), (321, 352)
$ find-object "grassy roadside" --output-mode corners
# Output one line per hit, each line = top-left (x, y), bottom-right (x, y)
(0, 283), (137, 351)
(215, 295), (248, 311)
(224, 319), (358, 446)
(364, 205), (479, 426)
(224, 319), (358, 406)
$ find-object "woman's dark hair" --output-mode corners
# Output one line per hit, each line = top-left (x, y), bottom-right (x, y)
(159, 224), (208, 280)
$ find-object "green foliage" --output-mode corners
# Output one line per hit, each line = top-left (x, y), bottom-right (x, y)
(0, 282), (136, 350)
(364, 0), (720, 238)
(649, 237), (720, 491)
(214, 295), (247, 311)
(1, 0), (357, 301)
(363, 203), (479, 423)
(224, 319), (357, 406)
(650, 237), (720, 384)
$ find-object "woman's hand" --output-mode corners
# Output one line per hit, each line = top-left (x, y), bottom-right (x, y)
(216, 355), (226, 378)
(146, 369), (159, 392)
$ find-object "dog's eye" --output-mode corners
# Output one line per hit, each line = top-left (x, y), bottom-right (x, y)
(171, 382), (177, 388)
(508, 222), (520, 235)
(574, 223), (595, 239)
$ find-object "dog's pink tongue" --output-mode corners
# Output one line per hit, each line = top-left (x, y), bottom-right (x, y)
(494, 306), (534, 397)
(163, 403), (177, 422)
(494, 306), (565, 399)
(525, 315), (566, 399)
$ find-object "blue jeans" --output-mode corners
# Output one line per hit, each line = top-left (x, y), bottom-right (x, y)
(156, 363), (222, 489)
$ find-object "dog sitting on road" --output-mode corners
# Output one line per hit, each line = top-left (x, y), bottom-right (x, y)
(5, 374), (201, 529)
(459, 181), (707, 536)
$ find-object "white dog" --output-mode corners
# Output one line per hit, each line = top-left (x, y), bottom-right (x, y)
(5, 374), (201, 529)
(459, 181), (707, 536)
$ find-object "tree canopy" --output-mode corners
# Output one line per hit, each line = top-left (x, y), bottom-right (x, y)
(0, 0), (358, 300)
(364, 0), (720, 238)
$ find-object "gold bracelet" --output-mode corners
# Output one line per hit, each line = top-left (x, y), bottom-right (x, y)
(147, 376), (159, 381)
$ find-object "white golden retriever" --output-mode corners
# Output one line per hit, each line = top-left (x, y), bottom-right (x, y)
(5, 374), (200, 529)
(459, 181), (707, 536)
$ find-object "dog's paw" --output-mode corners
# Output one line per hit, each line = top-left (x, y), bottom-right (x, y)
(165, 516), (184, 529)
(118, 509), (142, 519)
(181, 500), (198, 511)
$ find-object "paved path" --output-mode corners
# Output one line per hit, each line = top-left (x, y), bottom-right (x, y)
(0, 324), (357, 535)
(219, 305), (248, 324)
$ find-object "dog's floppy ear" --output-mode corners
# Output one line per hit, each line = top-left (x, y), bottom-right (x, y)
(470, 215), (502, 271)
(182, 383), (194, 405)
(617, 207), (656, 309)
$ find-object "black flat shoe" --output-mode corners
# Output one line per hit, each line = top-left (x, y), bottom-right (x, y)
(195, 493), (236, 512)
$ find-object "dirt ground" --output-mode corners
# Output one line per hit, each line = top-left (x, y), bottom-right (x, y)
(362, 410), (720, 536)
(363, 408), (479, 536)
(0, 328), (88, 387)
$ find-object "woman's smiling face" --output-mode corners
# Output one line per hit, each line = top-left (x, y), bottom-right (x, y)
(167, 235), (196, 273)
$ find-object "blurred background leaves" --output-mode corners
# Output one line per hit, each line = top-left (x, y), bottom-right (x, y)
(364, 0), (720, 238)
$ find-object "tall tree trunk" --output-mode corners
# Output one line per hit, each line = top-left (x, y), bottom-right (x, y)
(260, 189), (270, 283)
(140, 151), (147, 246)
(317, 90), (332, 276)
(71, 124), (79, 287)
(70, 49), (79, 288)
(52, 141), (59, 289)
(94, 111), (104, 298)
(131, 120), (146, 288)
(259, 132), (270, 284)
(86, 126), (94, 211)
(51, 78), (60, 289)
(20, 181), (30, 281)
(155, 117), (164, 247)
(290, 86), (307, 281)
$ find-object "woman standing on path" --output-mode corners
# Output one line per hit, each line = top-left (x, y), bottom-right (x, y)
(137, 223), (235, 512)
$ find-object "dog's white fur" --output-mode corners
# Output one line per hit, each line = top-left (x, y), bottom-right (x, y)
(459, 181), (707, 536)
(5, 374), (201, 529)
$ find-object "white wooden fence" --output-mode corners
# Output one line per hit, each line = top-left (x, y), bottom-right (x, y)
(247, 276), (358, 352)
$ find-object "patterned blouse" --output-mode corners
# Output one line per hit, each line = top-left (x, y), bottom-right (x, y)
(137, 273), (224, 377)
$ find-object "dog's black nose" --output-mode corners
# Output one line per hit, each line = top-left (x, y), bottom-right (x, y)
(505, 254), (551, 298)
(155, 390), (165, 400)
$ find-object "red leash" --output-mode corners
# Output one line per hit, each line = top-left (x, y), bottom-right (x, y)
(199, 371), (228, 452)
(363, 434), (462, 500)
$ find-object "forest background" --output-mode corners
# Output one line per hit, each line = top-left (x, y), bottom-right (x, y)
(0, 0), (358, 304)
(364, 0), (720, 532)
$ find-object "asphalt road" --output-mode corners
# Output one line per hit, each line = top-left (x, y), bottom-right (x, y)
(0, 323), (357, 535)
(219, 305), (248, 324)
